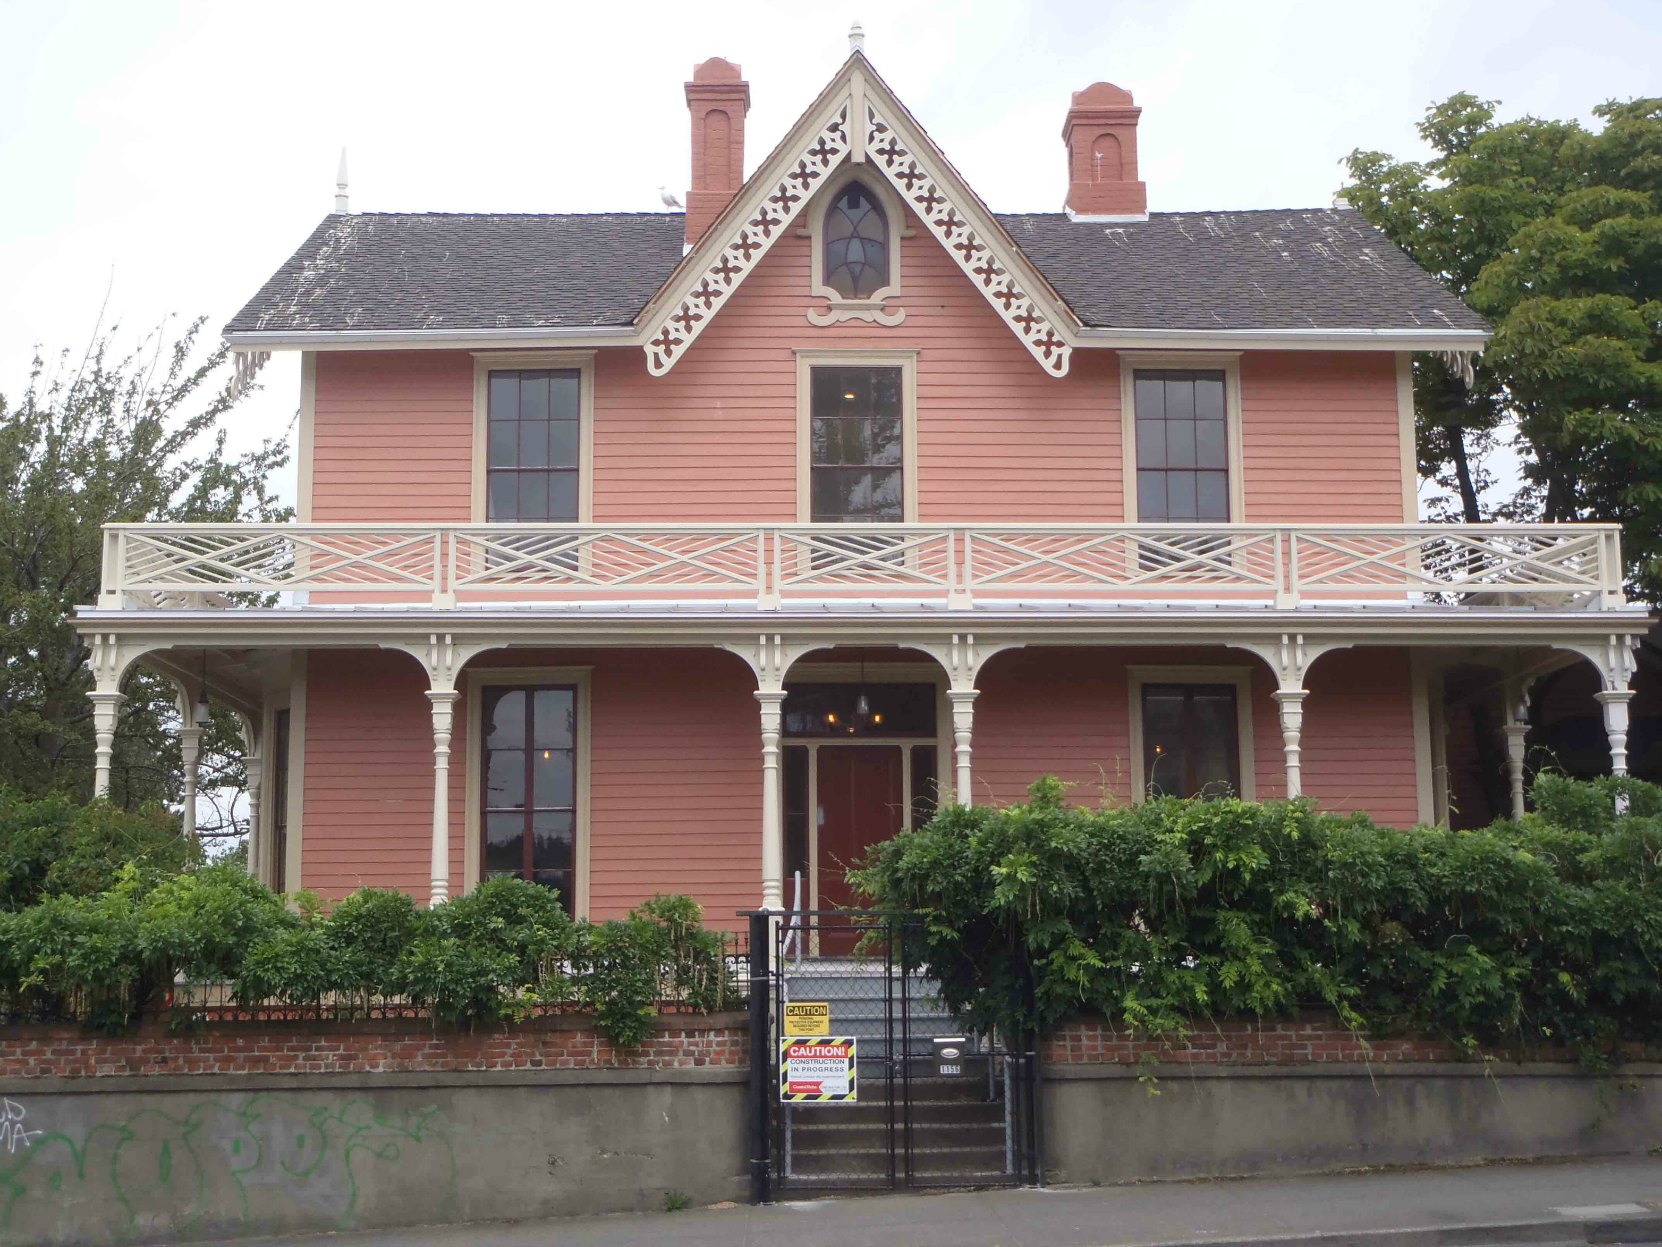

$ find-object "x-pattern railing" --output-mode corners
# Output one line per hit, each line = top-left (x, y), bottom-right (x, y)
(98, 522), (1626, 611)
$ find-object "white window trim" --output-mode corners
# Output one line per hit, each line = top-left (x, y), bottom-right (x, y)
(463, 665), (593, 915)
(1127, 664), (1256, 802)
(805, 165), (909, 326)
(795, 349), (920, 523)
(471, 351), (595, 524)
(1118, 351), (1245, 523)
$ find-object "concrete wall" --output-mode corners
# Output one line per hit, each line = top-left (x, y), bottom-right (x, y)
(1044, 1063), (1662, 1184)
(0, 1067), (746, 1246)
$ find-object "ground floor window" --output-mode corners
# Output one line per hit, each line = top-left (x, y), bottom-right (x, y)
(481, 684), (577, 909)
(1139, 682), (1241, 799)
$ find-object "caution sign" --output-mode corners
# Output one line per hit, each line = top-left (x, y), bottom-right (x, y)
(783, 1000), (831, 1037)
(779, 1037), (857, 1103)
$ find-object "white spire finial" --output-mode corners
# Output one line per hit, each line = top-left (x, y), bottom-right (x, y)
(334, 148), (350, 215)
(849, 20), (865, 53)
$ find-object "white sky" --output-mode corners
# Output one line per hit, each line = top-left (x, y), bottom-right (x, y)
(3, 0), (1658, 509)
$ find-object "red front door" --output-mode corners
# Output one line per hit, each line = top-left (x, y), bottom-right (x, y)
(816, 745), (905, 914)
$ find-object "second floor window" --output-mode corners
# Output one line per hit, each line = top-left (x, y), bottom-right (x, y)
(487, 369), (580, 522)
(1134, 369), (1229, 522)
(810, 366), (903, 522)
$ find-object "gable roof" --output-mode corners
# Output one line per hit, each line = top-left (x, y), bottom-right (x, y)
(226, 206), (1486, 339)
(224, 213), (684, 335)
(1002, 210), (1487, 333)
(223, 55), (1488, 355)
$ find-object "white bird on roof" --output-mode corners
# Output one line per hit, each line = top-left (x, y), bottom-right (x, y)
(658, 185), (684, 210)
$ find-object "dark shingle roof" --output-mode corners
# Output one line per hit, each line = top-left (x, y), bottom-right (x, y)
(226, 207), (1486, 337)
(996, 209), (1487, 332)
(225, 213), (687, 334)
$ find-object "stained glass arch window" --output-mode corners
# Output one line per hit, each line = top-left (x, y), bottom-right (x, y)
(822, 183), (890, 299)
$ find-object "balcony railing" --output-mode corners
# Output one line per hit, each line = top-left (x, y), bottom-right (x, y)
(95, 522), (1628, 612)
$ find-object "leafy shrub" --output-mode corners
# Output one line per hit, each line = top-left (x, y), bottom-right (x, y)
(0, 821), (736, 1045)
(327, 888), (423, 998)
(0, 787), (198, 910)
(851, 774), (1662, 1059)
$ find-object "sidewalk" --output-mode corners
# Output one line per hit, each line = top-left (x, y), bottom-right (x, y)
(214, 1155), (1662, 1247)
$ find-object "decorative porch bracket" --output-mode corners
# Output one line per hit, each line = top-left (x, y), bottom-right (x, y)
(1233, 633), (1352, 801)
(381, 633), (495, 907)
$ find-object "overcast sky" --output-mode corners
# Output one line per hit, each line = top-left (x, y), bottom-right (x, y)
(3, 0), (1658, 506)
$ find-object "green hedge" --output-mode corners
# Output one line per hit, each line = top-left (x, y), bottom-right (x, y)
(0, 868), (738, 1044)
(851, 774), (1662, 1060)
(0, 788), (199, 910)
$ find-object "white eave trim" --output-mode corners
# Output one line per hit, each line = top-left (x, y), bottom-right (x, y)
(1075, 326), (1490, 352)
(223, 325), (639, 353)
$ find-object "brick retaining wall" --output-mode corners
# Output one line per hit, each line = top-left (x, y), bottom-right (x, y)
(0, 1012), (747, 1079)
(1039, 1016), (1615, 1065)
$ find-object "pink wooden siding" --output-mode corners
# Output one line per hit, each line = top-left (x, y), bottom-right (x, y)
(1299, 648), (1421, 827)
(303, 648), (761, 926)
(304, 214), (1409, 524)
(302, 649), (461, 896)
(310, 352), (475, 522)
(1240, 352), (1406, 523)
(973, 646), (1419, 825)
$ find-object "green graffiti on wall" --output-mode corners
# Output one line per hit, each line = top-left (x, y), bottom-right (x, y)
(0, 1093), (457, 1242)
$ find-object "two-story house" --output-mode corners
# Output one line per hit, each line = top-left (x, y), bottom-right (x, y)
(78, 45), (1649, 924)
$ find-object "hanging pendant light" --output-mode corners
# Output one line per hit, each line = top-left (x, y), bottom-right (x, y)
(855, 658), (871, 720)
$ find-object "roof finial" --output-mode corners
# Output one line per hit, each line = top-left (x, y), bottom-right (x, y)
(334, 148), (350, 215)
(848, 20), (865, 53)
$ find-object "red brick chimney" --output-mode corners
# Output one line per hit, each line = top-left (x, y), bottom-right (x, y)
(684, 57), (750, 247)
(1062, 82), (1147, 219)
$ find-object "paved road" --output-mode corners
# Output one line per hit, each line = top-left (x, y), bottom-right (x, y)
(211, 1155), (1662, 1247)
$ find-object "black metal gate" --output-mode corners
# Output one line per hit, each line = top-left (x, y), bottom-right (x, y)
(744, 908), (1041, 1201)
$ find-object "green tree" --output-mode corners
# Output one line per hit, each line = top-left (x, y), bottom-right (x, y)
(0, 318), (289, 820)
(1344, 94), (1662, 598)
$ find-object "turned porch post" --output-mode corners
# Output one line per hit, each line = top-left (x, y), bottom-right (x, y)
(90, 691), (125, 799)
(240, 713), (264, 881)
(1501, 674), (1531, 821)
(756, 686), (787, 912)
(1271, 689), (1308, 799)
(948, 688), (977, 805)
(175, 689), (204, 840)
(426, 688), (460, 906)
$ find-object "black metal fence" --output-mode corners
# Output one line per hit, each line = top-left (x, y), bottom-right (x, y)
(745, 908), (1040, 1201)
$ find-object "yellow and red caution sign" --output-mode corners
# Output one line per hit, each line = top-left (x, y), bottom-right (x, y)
(779, 1037), (857, 1103)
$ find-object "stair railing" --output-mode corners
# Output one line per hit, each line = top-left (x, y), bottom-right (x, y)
(781, 869), (805, 969)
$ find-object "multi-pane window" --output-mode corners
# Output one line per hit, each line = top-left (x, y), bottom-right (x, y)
(1141, 683), (1240, 798)
(481, 685), (577, 910)
(810, 366), (903, 522)
(486, 370), (580, 521)
(1134, 370), (1230, 522)
(823, 183), (890, 298)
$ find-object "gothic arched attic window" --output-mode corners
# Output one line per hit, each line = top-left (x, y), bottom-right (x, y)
(823, 183), (889, 299)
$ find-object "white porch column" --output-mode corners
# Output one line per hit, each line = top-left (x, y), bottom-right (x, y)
(756, 686), (787, 912)
(1595, 690), (1635, 778)
(1501, 675), (1530, 821)
(240, 714), (264, 881)
(426, 688), (460, 907)
(1271, 689), (1307, 799)
(948, 688), (977, 805)
(90, 691), (125, 799)
(176, 690), (203, 840)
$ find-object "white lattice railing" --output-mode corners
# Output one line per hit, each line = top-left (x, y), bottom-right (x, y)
(97, 522), (1627, 611)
